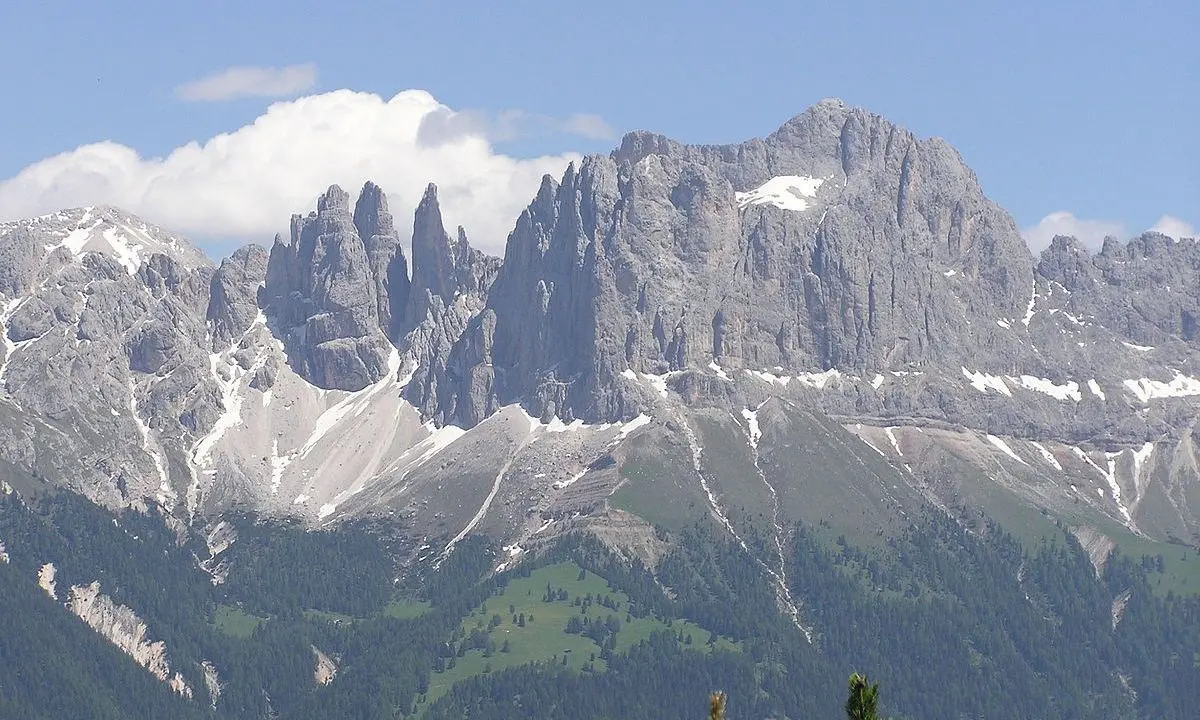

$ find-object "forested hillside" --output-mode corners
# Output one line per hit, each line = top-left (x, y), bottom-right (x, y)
(1, 489), (1197, 719)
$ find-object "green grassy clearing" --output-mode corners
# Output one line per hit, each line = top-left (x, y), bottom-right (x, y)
(303, 608), (356, 624)
(611, 431), (708, 531)
(211, 604), (266, 638)
(418, 561), (735, 710)
(384, 598), (431, 619)
(1112, 535), (1200, 596)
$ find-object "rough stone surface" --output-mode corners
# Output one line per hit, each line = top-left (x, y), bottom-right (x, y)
(209, 244), (269, 347)
(2, 100), (1200, 553)
(261, 184), (395, 391)
(401, 184), (501, 423)
(439, 100), (1035, 426)
(353, 181), (411, 341)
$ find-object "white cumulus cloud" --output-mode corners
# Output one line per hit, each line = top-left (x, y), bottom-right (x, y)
(1023, 211), (1199, 252)
(0, 89), (584, 256)
(175, 63), (319, 102)
(1022, 211), (1126, 253)
(1148, 214), (1196, 240)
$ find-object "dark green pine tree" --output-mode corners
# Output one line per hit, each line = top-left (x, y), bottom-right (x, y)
(845, 673), (880, 720)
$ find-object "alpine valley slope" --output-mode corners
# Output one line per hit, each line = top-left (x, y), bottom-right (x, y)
(1, 98), (1198, 584)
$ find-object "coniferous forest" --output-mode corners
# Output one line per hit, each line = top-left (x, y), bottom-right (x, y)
(0, 489), (1197, 719)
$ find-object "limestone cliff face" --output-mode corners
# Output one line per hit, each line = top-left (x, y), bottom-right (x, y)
(401, 184), (501, 424)
(436, 99), (1035, 426)
(261, 184), (399, 391)
(4, 99), (1200, 548)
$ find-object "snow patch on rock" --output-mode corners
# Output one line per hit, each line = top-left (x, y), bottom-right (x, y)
(1030, 441), (1063, 471)
(986, 435), (1027, 465)
(1012, 375), (1081, 402)
(741, 407), (763, 449)
(735, 175), (824, 212)
(963, 368), (1012, 397)
(1123, 374), (1200, 403)
(129, 378), (174, 507)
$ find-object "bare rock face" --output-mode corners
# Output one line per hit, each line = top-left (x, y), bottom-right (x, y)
(438, 100), (1035, 426)
(353, 181), (411, 341)
(208, 244), (269, 347)
(402, 184), (501, 424)
(1039, 231), (1200, 345)
(66, 581), (192, 698)
(312, 645), (338, 686)
(4, 99), (1200, 550)
(0, 207), (228, 511)
(261, 184), (396, 391)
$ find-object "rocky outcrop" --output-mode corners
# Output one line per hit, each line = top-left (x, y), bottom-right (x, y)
(312, 645), (338, 685)
(66, 581), (192, 698)
(438, 99), (1035, 427)
(201, 660), (221, 708)
(353, 181), (411, 340)
(402, 184), (501, 423)
(0, 208), (228, 511)
(3, 99), (1200, 548)
(37, 562), (56, 599)
(208, 244), (269, 346)
(1039, 232), (1200, 345)
(262, 184), (397, 391)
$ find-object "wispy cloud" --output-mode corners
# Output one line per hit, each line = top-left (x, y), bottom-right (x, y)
(1022, 211), (1124, 253)
(561, 113), (615, 140)
(416, 107), (616, 147)
(1149, 215), (1196, 239)
(175, 63), (318, 102)
(0, 89), (579, 255)
(1023, 211), (1199, 252)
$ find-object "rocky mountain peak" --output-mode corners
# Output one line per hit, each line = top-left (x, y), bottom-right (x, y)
(611, 130), (680, 167)
(209, 244), (270, 346)
(316, 184), (351, 214)
(427, 99), (1039, 428)
(353, 181), (410, 340)
(263, 185), (394, 391)
(408, 184), (460, 319)
(353, 182), (395, 240)
(1, 205), (211, 281)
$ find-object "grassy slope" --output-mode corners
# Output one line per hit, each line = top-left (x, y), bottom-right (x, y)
(611, 427), (709, 531)
(212, 604), (266, 638)
(420, 562), (736, 709)
(760, 404), (924, 547)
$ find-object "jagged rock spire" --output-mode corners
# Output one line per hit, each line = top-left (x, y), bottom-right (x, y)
(261, 184), (393, 391)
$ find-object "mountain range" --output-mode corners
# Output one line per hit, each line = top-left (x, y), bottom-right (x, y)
(1, 98), (1199, 719)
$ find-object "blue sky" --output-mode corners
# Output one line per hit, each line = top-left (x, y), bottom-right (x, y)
(0, 0), (1195, 256)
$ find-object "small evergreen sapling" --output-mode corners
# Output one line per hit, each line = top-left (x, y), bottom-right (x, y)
(845, 673), (880, 720)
